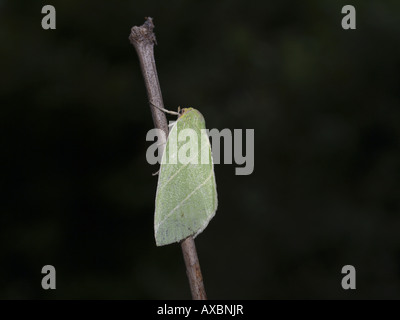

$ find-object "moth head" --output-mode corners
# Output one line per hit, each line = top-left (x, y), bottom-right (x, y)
(178, 107), (193, 118)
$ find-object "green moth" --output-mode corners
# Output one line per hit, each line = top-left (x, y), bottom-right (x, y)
(154, 108), (218, 246)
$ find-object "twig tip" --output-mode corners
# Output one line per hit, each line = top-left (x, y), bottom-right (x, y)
(129, 17), (157, 46)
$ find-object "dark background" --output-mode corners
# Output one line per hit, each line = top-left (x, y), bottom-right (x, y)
(1, 0), (399, 299)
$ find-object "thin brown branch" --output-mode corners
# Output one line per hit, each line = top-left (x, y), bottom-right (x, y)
(129, 17), (207, 300)
(181, 237), (207, 300)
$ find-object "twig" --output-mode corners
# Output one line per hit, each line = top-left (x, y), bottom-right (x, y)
(129, 17), (207, 300)
(181, 237), (207, 300)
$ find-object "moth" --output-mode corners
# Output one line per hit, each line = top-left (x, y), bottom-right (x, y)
(154, 108), (218, 246)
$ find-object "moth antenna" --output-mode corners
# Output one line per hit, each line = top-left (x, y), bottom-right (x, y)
(150, 102), (179, 115)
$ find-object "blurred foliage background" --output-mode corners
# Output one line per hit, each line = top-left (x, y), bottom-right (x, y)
(1, 0), (399, 299)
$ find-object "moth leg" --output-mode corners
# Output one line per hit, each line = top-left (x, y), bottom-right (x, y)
(150, 101), (180, 115)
